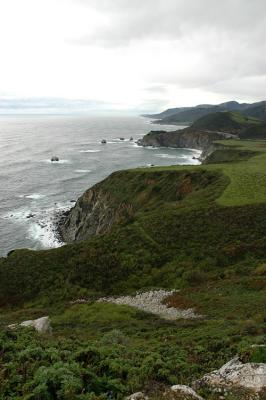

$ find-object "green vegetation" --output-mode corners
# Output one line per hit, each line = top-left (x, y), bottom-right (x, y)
(204, 147), (258, 164)
(1, 139), (266, 398)
(240, 124), (266, 140)
(191, 111), (261, 132)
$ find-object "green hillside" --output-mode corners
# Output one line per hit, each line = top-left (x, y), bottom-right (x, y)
(240, 124), (266, 139)
(243, 104), (266, 121)
(191, 111), (261, 132)
(0, 140), (266, 398)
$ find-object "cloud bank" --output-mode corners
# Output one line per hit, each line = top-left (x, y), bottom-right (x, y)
(0, 0), (265, 112)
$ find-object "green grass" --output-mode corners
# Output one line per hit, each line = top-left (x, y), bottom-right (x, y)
(209, 140), (266, 205)
(134, 139), (266, 206)
(230, 111), (261, 125)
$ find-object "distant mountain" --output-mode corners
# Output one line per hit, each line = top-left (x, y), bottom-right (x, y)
(142, 107), (190, 119)
(145, 101), (266, 125)
(243, 103), (266, 121)
(156, 106), (221, 125)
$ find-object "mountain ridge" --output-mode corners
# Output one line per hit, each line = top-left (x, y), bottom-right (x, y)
(144, 100), (266, 125)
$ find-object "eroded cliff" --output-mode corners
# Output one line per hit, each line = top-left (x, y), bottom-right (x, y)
(138, 127), (235, 155)
(60, 186), (134, 242)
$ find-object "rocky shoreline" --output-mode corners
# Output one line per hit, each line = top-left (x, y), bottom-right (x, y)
(54, 207), (71, 244)
(137, 127), (236, 158)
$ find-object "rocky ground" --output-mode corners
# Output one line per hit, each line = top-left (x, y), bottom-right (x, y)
(97, 289), (200, 320)
(127, 357), (266, 400)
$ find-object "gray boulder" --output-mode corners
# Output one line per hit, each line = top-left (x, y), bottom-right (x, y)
(194, 356), (266, 395)
(8, 316), (52, 334)
(126, 392), (148, 400)
(171, 385), (204, 399)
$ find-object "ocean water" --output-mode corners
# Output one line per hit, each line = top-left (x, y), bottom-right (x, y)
(0, 115), (200, 256)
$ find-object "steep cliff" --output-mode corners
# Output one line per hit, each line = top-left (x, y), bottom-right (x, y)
(60, 185), (133, 242)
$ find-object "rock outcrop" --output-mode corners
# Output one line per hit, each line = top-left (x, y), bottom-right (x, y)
(138, 127), (236, 156)
(170, 385), (204, 399)
(194, 357), (266, 397)
(126, 387), (204, 400)
(126, 357), (266, 400)
(8, 316), (52, 334)
(126, 392), (148, 400)
(59, 186), (133, 242)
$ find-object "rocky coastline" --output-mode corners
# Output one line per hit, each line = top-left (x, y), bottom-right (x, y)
(137, 126), (236, 159)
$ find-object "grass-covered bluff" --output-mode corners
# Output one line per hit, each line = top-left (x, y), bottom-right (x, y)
(0, 140), (266, 399)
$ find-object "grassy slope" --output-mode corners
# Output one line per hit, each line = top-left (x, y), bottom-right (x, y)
(0, 140), (266, 398)
(240, 124), (266, 139)
(141, 140), (266, 206)
(191, 111), (261, 131)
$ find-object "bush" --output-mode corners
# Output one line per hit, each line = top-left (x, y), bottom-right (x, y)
(182, 270), (207, 286)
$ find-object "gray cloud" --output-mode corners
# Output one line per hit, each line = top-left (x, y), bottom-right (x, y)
(1, 1), (265, 110)
(144, 85), (168, 94)
(71, 0), (266, 104)
(76, 0), (266, 46)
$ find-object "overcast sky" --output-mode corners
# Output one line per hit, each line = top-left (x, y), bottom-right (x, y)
(0, 0), (265, 113)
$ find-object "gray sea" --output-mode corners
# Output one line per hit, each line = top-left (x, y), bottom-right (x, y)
(0, 115), (200, 256)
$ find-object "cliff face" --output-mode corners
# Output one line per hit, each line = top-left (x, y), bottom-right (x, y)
(138, 127), (235, 154)
(60, 187), (133, 242)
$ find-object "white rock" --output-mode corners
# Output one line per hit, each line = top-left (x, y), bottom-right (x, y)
(171, 384), (204, 399)
(126, 392), (148, 400)
(8, 316), (52, 334)
(195, 357), (266, 393)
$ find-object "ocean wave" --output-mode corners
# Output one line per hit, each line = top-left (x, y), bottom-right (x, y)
(155, 154), (177, 159)
(42, 159), (71, 164)
(79, 149), (101, 153)
(74, 169), (91, 173)
(108, 138), (132, 143)
(2, 209), (35, 221)
(3, 204), (70, 250)
(19, 193), (46, 200)
(28, 223), (62, 248)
